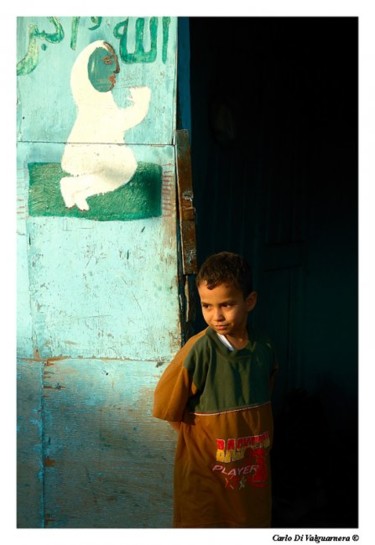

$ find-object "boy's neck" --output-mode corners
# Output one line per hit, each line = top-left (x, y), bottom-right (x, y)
(224, 331), (249, 350)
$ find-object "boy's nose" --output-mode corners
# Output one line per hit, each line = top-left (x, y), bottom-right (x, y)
(213, 308), (224, 321)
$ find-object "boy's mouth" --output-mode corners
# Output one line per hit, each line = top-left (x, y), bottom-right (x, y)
(214, 324), (228, 331)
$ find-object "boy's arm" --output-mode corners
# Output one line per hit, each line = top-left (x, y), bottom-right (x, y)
(169, 421), (181, 432)
(153, 333), (203, 425)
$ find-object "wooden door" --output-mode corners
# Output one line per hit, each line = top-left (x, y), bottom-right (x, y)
(17, 16), (187, 528)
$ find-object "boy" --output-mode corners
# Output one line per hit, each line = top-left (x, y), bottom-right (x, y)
(153, 252), (278, 528)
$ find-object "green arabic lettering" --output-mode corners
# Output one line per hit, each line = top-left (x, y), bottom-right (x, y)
(34, 16), (64, 44)
(162, 17), (170, 64)
(17, 17), (64, 76)
(114, 17), (158, 64)
(17, 24), (39, 76)
(17, 15), (170, 76)
(88, 17), (102, 31)
(70, 17), (80, 50)
(70, 17), (102, 50)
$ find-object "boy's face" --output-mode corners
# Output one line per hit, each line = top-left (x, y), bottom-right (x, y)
(197, 281), (257, 340)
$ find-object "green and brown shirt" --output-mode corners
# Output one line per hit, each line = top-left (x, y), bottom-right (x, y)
(153, 326), (278, 528)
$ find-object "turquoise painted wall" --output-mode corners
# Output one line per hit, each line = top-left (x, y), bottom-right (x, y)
(17, 16), (180, 528)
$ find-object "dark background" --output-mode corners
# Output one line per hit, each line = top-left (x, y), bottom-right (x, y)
(181, 17), (358, 527)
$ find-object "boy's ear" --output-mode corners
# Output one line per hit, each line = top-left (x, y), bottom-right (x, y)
(246, 291), (257, 311)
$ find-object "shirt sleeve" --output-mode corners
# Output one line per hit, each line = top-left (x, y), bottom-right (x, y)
(152, 333), (203, 422)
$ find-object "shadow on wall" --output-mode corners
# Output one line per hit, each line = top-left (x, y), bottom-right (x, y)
(17, 358), (176, 528)
(271, 386), (358, 528)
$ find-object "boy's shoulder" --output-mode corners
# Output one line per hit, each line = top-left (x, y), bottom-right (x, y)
(179, 327), (210, 355)
(172, 327), (214, 364)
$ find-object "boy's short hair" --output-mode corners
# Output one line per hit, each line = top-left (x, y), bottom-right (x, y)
(196, 252), (253, 297)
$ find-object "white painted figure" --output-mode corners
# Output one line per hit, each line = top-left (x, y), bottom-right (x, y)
(60, 40), (151, 211)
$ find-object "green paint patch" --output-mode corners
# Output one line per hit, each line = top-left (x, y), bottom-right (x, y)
(28, 162), (162, 221)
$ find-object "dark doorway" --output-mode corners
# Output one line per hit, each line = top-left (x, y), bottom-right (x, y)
(187, 17), (358, 528)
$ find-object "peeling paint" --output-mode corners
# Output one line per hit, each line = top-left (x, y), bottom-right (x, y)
(17, 15), (180, 529)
